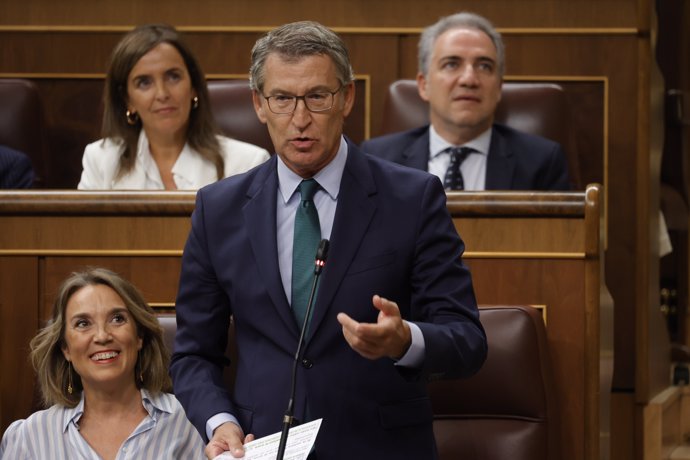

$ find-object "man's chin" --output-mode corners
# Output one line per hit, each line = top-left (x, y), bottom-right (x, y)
(450, 114), (493, 131)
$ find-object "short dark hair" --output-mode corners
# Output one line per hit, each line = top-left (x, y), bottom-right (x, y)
(249, 21), (354, 92)
(101, 24), (224, 180)
(30, 267), (171, 407)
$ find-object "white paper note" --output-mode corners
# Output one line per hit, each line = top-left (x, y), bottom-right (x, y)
(213, 418), (322, 460)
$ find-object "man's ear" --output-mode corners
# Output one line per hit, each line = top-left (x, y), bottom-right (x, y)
(252, 90), (268, 124)
(417, 72), (430, 102)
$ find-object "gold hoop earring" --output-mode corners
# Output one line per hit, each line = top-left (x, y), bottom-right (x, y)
(126, 110), (139, 125)
(192, 96), (199, 109)
(67, 362), (74, 395)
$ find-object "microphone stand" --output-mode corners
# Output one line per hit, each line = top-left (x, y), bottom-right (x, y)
(276, 239), (329, 460)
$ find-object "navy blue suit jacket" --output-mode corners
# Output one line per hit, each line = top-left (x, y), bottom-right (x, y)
(0, 146), (34, 189)
(170, 141), (487, 459)
(360, 124), (571, 190)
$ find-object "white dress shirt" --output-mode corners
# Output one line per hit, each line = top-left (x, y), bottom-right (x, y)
(427, 125), (491, 191)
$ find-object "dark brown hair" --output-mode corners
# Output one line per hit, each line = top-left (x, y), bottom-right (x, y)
(101, 24), (223, 180)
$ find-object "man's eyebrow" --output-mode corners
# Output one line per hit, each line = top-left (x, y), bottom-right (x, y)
(266, 85), (333, 95)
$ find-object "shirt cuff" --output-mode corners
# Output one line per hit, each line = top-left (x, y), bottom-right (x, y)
(394, 321), (425, 368)
(206, 413), (242, 441)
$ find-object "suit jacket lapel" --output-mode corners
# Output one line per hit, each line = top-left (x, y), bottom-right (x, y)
(308, 142), (377, 338)
(400, 127), (431, 171)
(242, 157), (299, 336)
(485, 126), (516, 190)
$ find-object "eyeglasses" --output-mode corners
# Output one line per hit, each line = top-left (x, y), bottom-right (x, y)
(262, 85), (343, 114)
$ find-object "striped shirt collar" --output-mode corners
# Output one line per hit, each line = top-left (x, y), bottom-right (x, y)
(62, 388), (172, 433)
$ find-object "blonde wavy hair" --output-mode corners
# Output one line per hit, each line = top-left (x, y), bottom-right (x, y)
(30, 267), (171, 407)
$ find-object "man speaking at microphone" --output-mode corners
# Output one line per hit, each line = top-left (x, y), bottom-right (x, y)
(170, 21), (487, 460)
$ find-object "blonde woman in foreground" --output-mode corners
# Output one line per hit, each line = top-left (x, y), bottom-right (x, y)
(0, 267), (205, 459)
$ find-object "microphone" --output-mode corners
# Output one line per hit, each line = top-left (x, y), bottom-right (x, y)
(276, 239), (329, 460)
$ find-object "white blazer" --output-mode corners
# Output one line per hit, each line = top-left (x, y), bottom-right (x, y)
(78, 131), (270, 190)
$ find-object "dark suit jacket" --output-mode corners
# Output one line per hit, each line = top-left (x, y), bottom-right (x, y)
(0, 145), (34, 189)
(170, 141), (487, 459)
(360, 124), (571, 190)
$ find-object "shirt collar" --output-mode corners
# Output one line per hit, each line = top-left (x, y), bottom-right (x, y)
(171, 143), (214, 189)
(62, 393), (85, 433)
(136, 130), (155, 171)
(429, 124), (492, 159)
(277, 135), (348, 204)
(136, 130), (208, 189)
(61, 388), (172, 433)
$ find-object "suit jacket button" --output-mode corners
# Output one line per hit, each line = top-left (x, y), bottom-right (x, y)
(301, 358), (313, 369)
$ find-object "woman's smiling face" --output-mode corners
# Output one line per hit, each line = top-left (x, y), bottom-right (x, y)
(61, 284), (142, 394)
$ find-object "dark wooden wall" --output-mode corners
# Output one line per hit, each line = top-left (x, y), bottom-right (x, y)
(0, 188), (607, 460)
(0, 1), (674, 458)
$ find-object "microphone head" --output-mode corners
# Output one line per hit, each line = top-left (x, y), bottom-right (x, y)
(314, 239), (329, 273)
(315, 239), (329, 262)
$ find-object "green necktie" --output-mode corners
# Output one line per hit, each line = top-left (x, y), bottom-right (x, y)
(291, 179), (321, 330)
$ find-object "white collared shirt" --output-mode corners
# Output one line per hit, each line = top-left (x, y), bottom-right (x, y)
(427, 125), (491, 191)
(275, 136), (346, 302)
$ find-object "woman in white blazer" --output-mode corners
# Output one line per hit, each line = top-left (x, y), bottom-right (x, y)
(78, 24), (269, 190)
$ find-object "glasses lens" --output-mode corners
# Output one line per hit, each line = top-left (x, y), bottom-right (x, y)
(266, 89), (337, 114)
(268, 96), (295, 114)
(304, 93), (333, 112)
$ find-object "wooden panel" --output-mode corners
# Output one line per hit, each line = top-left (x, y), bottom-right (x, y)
(559, 80), (606, 187)
(448, 185), (606, 460)
(612, 391), (636, 460)
(42, 257), (182, 320)
(1, 0), (652, 451)
(458, 218), (585, 254)
(0, 187), (607, 460)
(0, 216), (191, 250)
(0, 257), (38, 432)
(0, 0), (639, 28)
(469, 258), (586, 458)
(641, 386), (686, 460)
(672, 387), (690, 459)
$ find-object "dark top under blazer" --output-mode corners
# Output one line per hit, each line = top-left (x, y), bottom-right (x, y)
(170, 140), (487, 459)
(0, 145), (34, 189)
(360, 123), (571, 190)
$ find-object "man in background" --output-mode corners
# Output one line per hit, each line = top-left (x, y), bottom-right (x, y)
(361, 12), (570, 191)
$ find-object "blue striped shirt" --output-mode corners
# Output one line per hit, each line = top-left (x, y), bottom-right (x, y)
(0, 389), (205, 459)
